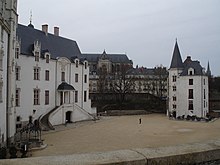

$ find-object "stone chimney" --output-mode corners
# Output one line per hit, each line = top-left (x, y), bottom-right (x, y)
(54, 27), (59, 36)
(42, 24), (48, 35)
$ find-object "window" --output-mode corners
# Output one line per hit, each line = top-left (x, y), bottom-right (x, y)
(15, 89), (20, 107)
(35, 51), (40, 62)
(45, 70), (49, 81)
(204, 89), (206, 99)
(16, 116), (21, 122)
(85, 62), (87, 69)
(34, 89), (40, 105)
(84, 91), (87, 102)
(15, 47), (19, 59)
(204, 79), (205, 85)
(173, 104), (176, 109)
(75, 91), (78, 103)
(188, 89), (193, 99)
(189, 79), (193, 85)
(0, 81), (3, 103)
(172, 75), (177, 82)
(75, 73), (78, 82)
(173, 96), (176, 101)
(188, 100), (194, 110)
(61, 72), (65, 81)
(173, 86), (176, 91)
(0, 47), (3, 70)
(15, 66), (20, 81)
(45, 90), (49, 105)
(189, 71), (193, 75)
(84, 74), (87, 83)
(34, 67), (40, 80)
(76, 60), (79, 68)
(46, 55), (49, 63)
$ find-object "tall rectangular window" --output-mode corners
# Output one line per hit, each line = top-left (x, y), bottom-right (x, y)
(189, 79), (193, 85)
(45, 70), (49, 81)
(76, 60), (79, 68)
(61, 72), (65, 81)
(172, 75), (177, 82)
(75, 73), (78, 82)
(15, 47), (19, 59)
(188, 89), (193, 99)
(204, 89), (206, 99)
(0, 81), (3, 103)
(188, 100), (194, 110)
(85, 62), (87, 69)
(0, 48), (3, 70)
(34, 67), (40, 80)
(15, 89), (20, 107)
(173, 96), (176, 101)
(45, 90), (49, 105)
(34, 89), (40, 105)
(84, 91), (87, 102)
(15, 66), (20, 81)
(75, 91), (78, 103)
(35, 52), (40, 62)
(173, 86), (176, 91)
(84, 74), (87, 83)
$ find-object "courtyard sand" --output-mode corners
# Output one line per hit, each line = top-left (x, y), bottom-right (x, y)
(32, 114), (220, 157)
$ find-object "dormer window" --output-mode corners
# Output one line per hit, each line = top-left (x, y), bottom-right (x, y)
(76, 60), (79, 68)
(15, 47), (20, 59)
(188, 68), (194, 75)
(45, 53), (50, 63)
(85, 62), (87, 69)
(35, 51), (40, 62)
(33, 41), (41, 62)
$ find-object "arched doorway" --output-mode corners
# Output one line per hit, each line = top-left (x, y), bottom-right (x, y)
(66, 111), (72, 123)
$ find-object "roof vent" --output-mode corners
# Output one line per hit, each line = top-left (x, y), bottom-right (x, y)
(54, 27), (59, 36)
(42, 24), (48, 35)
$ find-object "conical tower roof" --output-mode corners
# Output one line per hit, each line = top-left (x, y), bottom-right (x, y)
(170, 40), (184, 69)
(206, 61), (211, 76)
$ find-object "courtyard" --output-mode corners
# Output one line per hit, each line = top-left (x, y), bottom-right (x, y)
(32, 114), (220, 157)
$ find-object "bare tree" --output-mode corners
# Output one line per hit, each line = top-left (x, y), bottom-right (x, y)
(111, 65), (135, 103)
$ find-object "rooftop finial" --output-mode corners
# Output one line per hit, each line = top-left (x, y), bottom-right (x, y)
(30, 10), (32, 24)
(28, 10), (34, 28)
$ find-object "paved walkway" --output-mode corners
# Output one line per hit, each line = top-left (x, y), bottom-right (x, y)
(31, 114), (220, 157)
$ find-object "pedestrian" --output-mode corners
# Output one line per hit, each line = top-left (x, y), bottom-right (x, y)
(65, 120), (68, 127)
(139, 118), (142, 124)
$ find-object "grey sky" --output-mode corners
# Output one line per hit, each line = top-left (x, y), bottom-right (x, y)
(18, 0), (220, 76)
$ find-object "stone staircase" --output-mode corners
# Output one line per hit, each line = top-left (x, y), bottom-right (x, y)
(39, 106), (59, 131)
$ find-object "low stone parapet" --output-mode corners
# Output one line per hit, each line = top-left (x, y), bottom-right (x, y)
(1, 140), (220, 165)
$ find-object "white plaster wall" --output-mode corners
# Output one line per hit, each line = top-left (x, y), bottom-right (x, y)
(0, 27), (8, 143)
(15, 55), (56, 122)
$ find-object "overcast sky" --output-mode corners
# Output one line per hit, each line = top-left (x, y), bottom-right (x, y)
(17, 0), (220, 76)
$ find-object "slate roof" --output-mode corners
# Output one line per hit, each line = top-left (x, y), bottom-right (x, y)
(170, 41), (184, 69)
(57, 82), (75, 91)
(81, 53), (132, 64)
(181, 60), (205, 76)
(17, 24), (81, 59)
(127, 68), (155, 75)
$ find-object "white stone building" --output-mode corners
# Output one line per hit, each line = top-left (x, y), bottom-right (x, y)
(0, 0), (18, 145)
(168, 41), (209, 118)
(15, 23), (96, 130)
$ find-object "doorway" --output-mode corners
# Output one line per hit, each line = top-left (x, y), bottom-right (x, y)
(66, 111), (72, 123)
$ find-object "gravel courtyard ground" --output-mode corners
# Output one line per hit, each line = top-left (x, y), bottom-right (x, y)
(32, 114), (220, 157)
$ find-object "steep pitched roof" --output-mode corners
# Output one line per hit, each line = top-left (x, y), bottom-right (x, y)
(180, 59), (205, 76)
(170, 41), (184, 69)
(81, 53), (132, 64)
(206, 61), (211, 76)
(17, 24), (81, 59)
